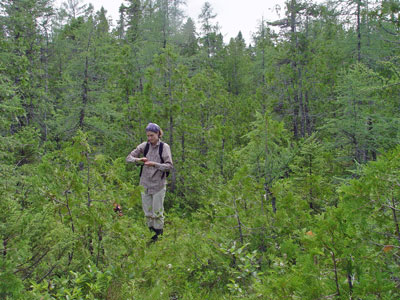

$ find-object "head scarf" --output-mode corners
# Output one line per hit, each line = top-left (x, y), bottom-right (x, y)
(146, 123), (161, 133)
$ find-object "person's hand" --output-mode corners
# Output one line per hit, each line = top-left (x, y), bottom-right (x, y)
(144, 161), (156, 166)
(139, 157), (148, 163)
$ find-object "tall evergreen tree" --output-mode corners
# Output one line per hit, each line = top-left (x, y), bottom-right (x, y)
(0, 0), (54, 131)
(198, 1), (224, 68)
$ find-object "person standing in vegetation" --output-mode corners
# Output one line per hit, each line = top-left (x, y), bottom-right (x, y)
(126, 123), (173, 242)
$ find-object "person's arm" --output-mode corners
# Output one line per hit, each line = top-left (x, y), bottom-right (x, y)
(146, 143), (173, 171)
(126, 142), (147, 163)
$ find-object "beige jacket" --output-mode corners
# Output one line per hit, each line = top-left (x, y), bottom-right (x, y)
(126, 140), (173, 194)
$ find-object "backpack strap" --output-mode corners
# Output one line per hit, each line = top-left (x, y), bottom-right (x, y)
(159, 142), (164, 163)
(144, 142), (150, 157)
(159, 142), (170, 179)
(139, 142), (150, 178)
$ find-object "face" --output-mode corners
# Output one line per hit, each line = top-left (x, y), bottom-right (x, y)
(146, 131), (159, 145)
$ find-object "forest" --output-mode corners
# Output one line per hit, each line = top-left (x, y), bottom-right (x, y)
(1, 0), (400, 298)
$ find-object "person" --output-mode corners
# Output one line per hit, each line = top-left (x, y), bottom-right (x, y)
(126, 123), (173, 242)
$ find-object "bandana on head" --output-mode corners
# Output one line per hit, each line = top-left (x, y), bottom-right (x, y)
(146, 123), (160, 133)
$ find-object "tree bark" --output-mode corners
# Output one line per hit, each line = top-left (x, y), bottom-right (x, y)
(391, 193), (400, 242)
(79, 54), (89, 128)
(3, 238), (7, 257)
(234, 198), (244, 244)
(331, 250), (340, 296)
(79, 27), (93, 129)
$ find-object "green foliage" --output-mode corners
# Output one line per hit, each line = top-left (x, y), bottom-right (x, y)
(324, 63), (400, 164)
(336, 146), (400, 298)
(1, 0), (400, 298)
(289, 134), (338, 210)
(238, 111), (293, 187)
(0, 260), (24, 299)
(29, 265), (113, 299)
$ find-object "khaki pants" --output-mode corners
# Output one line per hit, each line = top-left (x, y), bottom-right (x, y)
(141, 187), (166, 230)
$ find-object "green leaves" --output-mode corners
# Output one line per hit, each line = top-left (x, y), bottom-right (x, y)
(1, 0), (400, 298)
(29, 265), (113, 299)
(323, 62), (400, 165)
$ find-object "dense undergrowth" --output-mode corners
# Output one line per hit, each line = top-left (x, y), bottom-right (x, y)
(1, 0), (400, 298)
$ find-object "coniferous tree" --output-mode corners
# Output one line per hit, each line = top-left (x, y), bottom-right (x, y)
(0, 0), (54, 131)
(198, 1), (224, 68)
(222, 32), (251, 96)
(178, 17), (198, 58)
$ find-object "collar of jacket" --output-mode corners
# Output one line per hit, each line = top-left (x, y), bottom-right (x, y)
(150, 140), (161, 147)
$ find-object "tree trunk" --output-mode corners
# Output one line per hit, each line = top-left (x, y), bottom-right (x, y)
(162, 0), (169, 48)
(331, 250), (340, 296)
(264, 115), (276, 213)
(234, 198), (244, 244)
(86, 153), (91, 208)
(181, 130), (185, 163)
(309, 154), (314, 210)
(167, 60), (176, 193)
(42, 27), (50, 141)
(96, 226), (103, 267)
(292, 95), (299, 139)
(79, 54), (89, 129)
(3, 238), (7, 257)
(79, 28), (93, 129)
(347, 259), (354, 299)
(305, 91), (311, 136)
(200, 106), (208, 156)
(391, 193), (400, 242)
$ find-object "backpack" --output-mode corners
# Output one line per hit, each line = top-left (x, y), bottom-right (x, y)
(139, 142), (170, 179)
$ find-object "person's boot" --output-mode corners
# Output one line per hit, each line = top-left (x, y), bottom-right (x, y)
(147, 227), (156, 245)
(150, 228), (163, 243)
